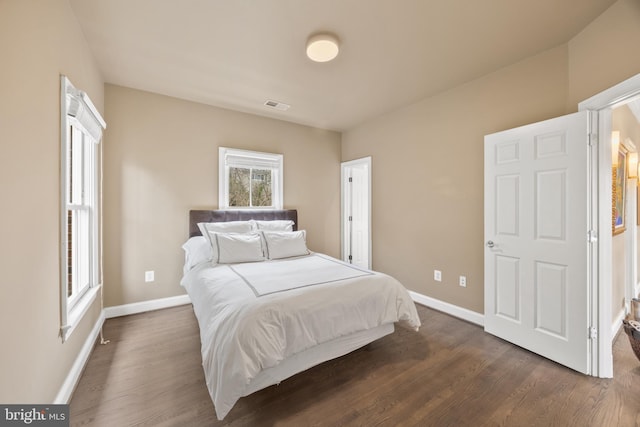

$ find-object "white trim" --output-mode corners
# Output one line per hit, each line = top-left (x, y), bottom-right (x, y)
(218, 147), (283, 210)
(579, 72), (640, 378)
(61, 285), (100, 342)
(595, 107), (613, 378)
(612, 308), (625, 340)
(54, 309), (105, 404)
(579, 74), (640, 111)
(586, 108), (604, 378)
(60, 76), (70, 340)
(626, 174), (637, 320)
(60, 75), (106, 343)
(104, 294), (191, 319)
(409, 290), (484, 326)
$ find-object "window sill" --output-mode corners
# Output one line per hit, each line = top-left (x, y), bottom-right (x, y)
(61, 285), (100, 343)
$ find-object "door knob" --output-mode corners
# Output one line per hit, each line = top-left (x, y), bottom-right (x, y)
(486, 240), (495, 248)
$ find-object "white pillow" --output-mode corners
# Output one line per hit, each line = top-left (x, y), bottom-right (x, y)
(253, 220), (294, 232)
(197, 220), (255, 237)
(181, 236), (212, 274)
(198, 220), (256, 252)
(262, 230), (310, 260)
(211, 232), (265, 264)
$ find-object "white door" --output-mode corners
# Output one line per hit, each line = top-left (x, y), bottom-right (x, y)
(342, 157), (371, 269)
(484, 111), (592, 374)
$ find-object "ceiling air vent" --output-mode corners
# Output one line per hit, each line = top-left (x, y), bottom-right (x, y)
(264, 100), (290, 111)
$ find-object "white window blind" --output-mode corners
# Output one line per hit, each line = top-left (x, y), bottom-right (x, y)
(225, 152), (281, 170)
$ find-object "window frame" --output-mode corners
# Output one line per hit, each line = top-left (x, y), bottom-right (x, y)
(218, 147), (283, 210)
(66, 124), (95, 310)
(60, 76), (105, 342)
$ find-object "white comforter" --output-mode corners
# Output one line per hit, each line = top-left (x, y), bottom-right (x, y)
(181, 253), (421, 420)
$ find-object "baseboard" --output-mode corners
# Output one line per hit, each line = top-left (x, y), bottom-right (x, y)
(409, 291), (484, 326)
(104, 294), (191, 319)
(54, 310), (105, 404)
(612, 308), (626, 338)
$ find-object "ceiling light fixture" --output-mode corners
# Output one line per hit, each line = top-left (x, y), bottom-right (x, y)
(306, 33), (339, 62)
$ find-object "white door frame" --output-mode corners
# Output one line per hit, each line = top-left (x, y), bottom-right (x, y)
(625, 156), (638, 330)
(341, 157), (372, 268)
(579, 72), (640, 378)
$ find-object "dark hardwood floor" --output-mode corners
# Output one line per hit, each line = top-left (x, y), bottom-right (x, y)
(70, 304), (640, 426)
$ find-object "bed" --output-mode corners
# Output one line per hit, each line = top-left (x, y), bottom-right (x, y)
(181, 209), (421, 420)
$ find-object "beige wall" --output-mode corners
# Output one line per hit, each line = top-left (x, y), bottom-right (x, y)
(568, 0), (640, 108)
(342, 0), (640, 314)
(103, 85), (341, 307)
(342, 47), (569, 313)
(0, 0), (104, 402)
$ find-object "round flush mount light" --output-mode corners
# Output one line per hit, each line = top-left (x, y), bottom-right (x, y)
(306, 33), (340, 62)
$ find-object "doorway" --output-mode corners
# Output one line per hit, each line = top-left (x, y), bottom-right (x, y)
(580, 72), (640, 377)
(341, 157), (371, 269)
(483, 73), (640, 378)
(610, 104), (639, 340)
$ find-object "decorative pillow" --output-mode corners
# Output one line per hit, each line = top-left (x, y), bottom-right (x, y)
(253, 219), (294, 232)
(211, 232), (265, 264)
(198, 220), (256, 254)
(262, 230), (310, 260)
(181, 236), (212, 274)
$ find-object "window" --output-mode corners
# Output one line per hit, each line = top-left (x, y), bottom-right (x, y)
(60, 76), (105, 342)
(219, 147), (283, 209)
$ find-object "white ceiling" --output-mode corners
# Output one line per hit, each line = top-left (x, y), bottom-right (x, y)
(69, 0), (617, 132)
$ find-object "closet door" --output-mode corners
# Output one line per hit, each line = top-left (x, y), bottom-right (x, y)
(342, 157), (371, 269)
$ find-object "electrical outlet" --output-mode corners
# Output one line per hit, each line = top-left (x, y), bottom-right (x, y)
(434, 270), (442, 282)
(145, 271), (155, 282)
(459, 275), (467, 287)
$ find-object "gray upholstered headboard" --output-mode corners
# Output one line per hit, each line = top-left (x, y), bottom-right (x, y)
(189, 209), (298, 238)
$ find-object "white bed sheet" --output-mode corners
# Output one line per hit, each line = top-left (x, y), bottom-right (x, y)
(181, 253), (421, 420)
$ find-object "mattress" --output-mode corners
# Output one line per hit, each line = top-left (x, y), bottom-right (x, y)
(181, 253), (420, 420)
